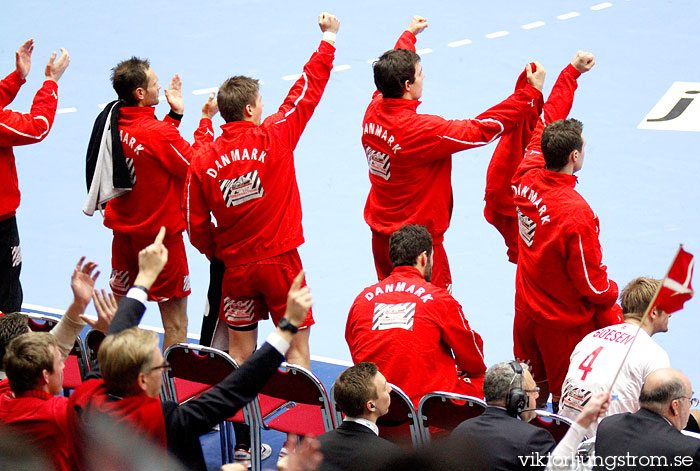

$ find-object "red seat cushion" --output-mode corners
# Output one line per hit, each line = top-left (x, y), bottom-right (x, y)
(266, 404), (326, 437)
(62, 355), (82, 390)
(173, 378), (210, 402)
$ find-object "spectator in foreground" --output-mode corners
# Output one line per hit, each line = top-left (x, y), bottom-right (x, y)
(595, 368), (700, 469)
(449, 361), (609, 470)
(68, 227), (314, 471)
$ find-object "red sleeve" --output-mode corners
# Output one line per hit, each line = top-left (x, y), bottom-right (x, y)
(262, 40), (334, 150)
(183, 165), (215, 259)
(441, 297), (487, 376)
(0, 80), (57, 147)
(193, 118), (215, 151)
(515, 64), (582, 179)
(399, 84), (543, 161)
(153, 123), (192, 179)
(565, 217), (619, 308)
(0, 71), (24, 108)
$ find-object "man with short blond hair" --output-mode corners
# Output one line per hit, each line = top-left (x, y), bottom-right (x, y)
(0, 258), (102, 471)
(559, 276), (671, 433)
(68, 228), (314, 471)
(99, 327), (160, 398)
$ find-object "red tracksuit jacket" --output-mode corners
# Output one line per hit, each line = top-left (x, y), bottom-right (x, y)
(362, 31), (543, 243)
(346, 266), (486, 404)
(0, 390), (70, 471)
(0, 71), (58, 220)
(512, 68), (618, 328)
(185, 40), (335, 265)
(104, 107), (192, 237)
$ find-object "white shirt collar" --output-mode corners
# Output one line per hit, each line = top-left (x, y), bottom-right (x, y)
(343, 417), (379, 436)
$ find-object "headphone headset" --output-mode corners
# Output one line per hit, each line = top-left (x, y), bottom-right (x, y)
(506, 361), (528, 418)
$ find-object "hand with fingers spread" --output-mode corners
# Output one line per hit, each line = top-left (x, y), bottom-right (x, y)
(406, 15), (428, 36)
(71, 257), (100, 310)
(82, 289), (118, 333)
(526, 61), (546, 91)
(44, 47), (70, 82)
(571, 50), (595, 74)
(133, 226), (169, 290)
(165, 73), (184, 115)
(202, 92), (218, 120)
(15, 38), (34, 80)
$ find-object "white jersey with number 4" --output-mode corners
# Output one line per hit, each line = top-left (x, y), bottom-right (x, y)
(558, 322), (670, 434)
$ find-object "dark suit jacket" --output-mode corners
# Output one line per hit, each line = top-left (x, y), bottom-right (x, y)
(318, 420), (399, 471)
(82, 295), (285, 471)
(595, 408), (700, 470)
(448, 406), (556, 470)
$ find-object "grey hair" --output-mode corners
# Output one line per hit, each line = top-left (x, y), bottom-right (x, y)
(483, 361), (527, 404)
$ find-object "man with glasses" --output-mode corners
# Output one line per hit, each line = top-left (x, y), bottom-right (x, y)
(596, 368), (700, 468)
(449, 361), (610, 471)
(67, 227), (313, 471)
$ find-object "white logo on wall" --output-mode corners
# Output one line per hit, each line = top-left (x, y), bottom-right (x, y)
(638, 82), (700, 132)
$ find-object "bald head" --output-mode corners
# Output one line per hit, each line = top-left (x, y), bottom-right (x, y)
(640, 368), (692, 430)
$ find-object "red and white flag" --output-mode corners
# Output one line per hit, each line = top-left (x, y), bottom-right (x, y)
(653, 246), (695, 314)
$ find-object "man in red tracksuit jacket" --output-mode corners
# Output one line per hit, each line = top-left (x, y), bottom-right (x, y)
(0, 39), (69, 313)
(511, 52), (619, 409)
(185, 13), (339, 461)
(185, 13), (339, 369)
(104, 58), (193, 349)
(346, 224), (486, 406)
(362, 16), (545, 292)
(0, 258), (102, 471)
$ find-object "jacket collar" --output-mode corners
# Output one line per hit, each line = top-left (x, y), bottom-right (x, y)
(15, 389), (53, 400)
(389, 266), (425, 279)
(541, 168), (578, 189)
(380, 97), (421, 111)
(118, 106), (156, 119)
(221, 120), (257, 135)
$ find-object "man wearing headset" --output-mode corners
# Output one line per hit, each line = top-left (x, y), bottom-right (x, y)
(449, 361), (610, 470)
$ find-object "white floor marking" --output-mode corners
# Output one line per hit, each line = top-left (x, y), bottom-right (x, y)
(522, 21), (545, 29)
(448, 39), (473, 47)
(485, 30), (509, 39)
(558, 11), (580, 20)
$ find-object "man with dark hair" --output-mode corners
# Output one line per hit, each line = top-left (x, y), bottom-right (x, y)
(511, 51), (620, 409)
(346, 224), (486, 405)
(0, 39), (69, 313)
(559, 277), (672, 434)
(449, 361), (610, 471)
(92, 56), (193, 350)
(0, 258), (102, 471)
(68, 227), (315, 471)
(595, 368), (700, 468)
(317, 362), (398, 471)
(362, 16), (546, 291)
(184, 12), (339, 461)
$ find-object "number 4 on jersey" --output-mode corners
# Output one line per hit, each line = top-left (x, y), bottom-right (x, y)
(578, 346), (603, 381)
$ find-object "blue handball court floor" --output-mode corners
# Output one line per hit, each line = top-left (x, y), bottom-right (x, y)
(5, 1), (700, 468)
